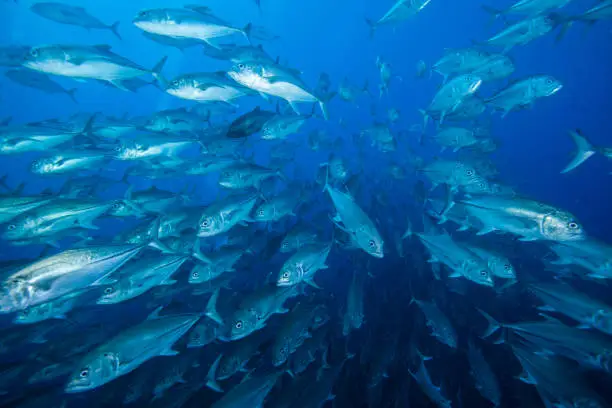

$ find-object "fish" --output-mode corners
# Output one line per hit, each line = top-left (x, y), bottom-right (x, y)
(164, 71), (252, 104)
(366, 0), (433, 36)
(409, 359), (453, 408)
(476, 14), (564, 52)
(561, 129), (612, 173)
(486, 75), (563, 117)
(228, 60), (332, 120)
(23, 44), (166, 90)
(5, 69), (77, 102)
(65, 310), (203, 392)
(133, 6), (251, 49)
(0, 244), (144, 313)
(31, 2), (121, 39)
(411, 299), (458, 348)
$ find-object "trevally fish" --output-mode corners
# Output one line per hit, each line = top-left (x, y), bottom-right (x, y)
(31, 2), (121, 39)
(324, 176), (384, 258)
(343, 270), (365, 336)
(65, 310), (203, 392)
(228, 60), (332, 120)
(467, 339), (501, 407)
(476, 14), (564, 52)
(366, 0), (433, 36)
(133, 6), (251, 49)
(411, 299), (458, 348)
(0, 244), (144, 313)
(164, 71), (252, 104)
(210, 370), (282, 408)
(198, 192), (258, 238)
(226, 285), (301, 340)
(30, 150), (110, 175)
(5, 69), (77, 102)
(277, 239), (333, 287)
(486, 75), (562, 117)
(409, 359), (453, 408)
(482, 0), (573, 20)
(23, 44), (166, 90)
(420, 74), (482, 125)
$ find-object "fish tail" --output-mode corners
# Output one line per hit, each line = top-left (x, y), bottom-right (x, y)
(556, 19), (574, 43)
(481, 5), (502, 24)
(318, 100), (329, 121)
(204, 288), (223, 325)
(244, 23), (253, 44)
(205, 354), (223, 393)
(476, 307), (501, 339)
(365, 18), (376, 38)
(110, 21), (122, 40)
(561, 129), (596, 174)
(151, 56), (168, 87)
(66, 88), (78, 104)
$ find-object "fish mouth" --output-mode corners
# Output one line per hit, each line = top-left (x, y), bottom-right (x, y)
(65, 379), (91, 393)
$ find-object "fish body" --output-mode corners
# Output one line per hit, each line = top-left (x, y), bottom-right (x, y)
(65, 313), (201, 392)
(486, 75), (562, 116)
(165, 71), (250, 103)
(5, 69), (77, 102)
(31, 2), (121, 39)
(413, 299), (458, 348)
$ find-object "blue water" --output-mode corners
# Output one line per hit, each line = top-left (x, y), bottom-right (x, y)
(1, 0), (612, 407)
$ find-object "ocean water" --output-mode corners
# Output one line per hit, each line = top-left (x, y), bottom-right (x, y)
(1, 0), (612, 407)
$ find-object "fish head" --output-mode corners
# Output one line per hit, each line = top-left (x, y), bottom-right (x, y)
(462, 176), (492, 195)
(133, 9), (167, 28)
(22, 45), (63, 70)
(65, 351), (119, 393)
(271, 342), (290, 367)
(252, 203), (273, 221)
(165, 76), (192, 95)
(30, 157), (59, 175)
(277, 262), (301, 286)
(541, 212), (585, 241)
(2, 214), (36, 241)
(458, 74), (482, 95)
(218, 168), (242, 189)
(492, 258), (516, 280)
(228, 311), (257, 340)
(532, 75), (563, 97)
(108, 200), (137, 218)
(592, 310), (612, 337)
(463, 260), (494, 287)
(14, 303), (47, 324)
(198, 213), (222, 237)
(96, 283), (123, 304)
(217, 355), (240, 380)
(188, 264), (210, 284)
(354, 229), (384, 259)
(279, 238), (293, 253)
(227, 61), (265, 88)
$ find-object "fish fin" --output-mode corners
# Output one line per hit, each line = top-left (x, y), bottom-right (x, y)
(109, 21), (122, 40)
(109, 80), (130, 91)
(476, 308), (501, 338)
(305, 278), (321, 289)
(205, 354), (224, 393)
(561, 129), (596, 173)
(205, 288), (223, 325)
(160, 348), (179, 357)
(151, 56), (168, 87)
(364, 18), (376, 38)
(66, 88), (78, 103)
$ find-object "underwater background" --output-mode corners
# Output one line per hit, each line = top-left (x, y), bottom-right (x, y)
(1, 0), (612, 407)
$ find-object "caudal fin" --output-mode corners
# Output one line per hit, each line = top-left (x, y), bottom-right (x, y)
(66, 88), (78, 103)
(205, 288), (223, 325)
(109, 21), (122, 40)
(561, 129), (596, 174)
(151, 56), (168, 88)
(205, 354), (223, 393)
(365, 18), (376, 38)
(476, 307), (501, 339)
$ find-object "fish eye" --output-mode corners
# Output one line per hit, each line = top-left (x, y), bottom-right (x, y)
(504, 264), (511, 271)
(201, 219), (210, 228)
(258, 209), (265, 217)
(112, 202), (122, 209)
(368, 239), (376, 248)
(30, 49), (39, 58)
(192, 271), (199, 278)
(7, 224), (16, 231)
(138, 11), (147, 17)
(235, 321), (243, 329)
(282, 272), (290, 279)
(79, 369), (89, 378)
(568, 222), (579, 229)
(104, 287), (113, 294)
(480, 270), (488, 277)
(114, 146), (121, 152)
(466, 169), (474, 176)
(237, 63), (245, 69)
